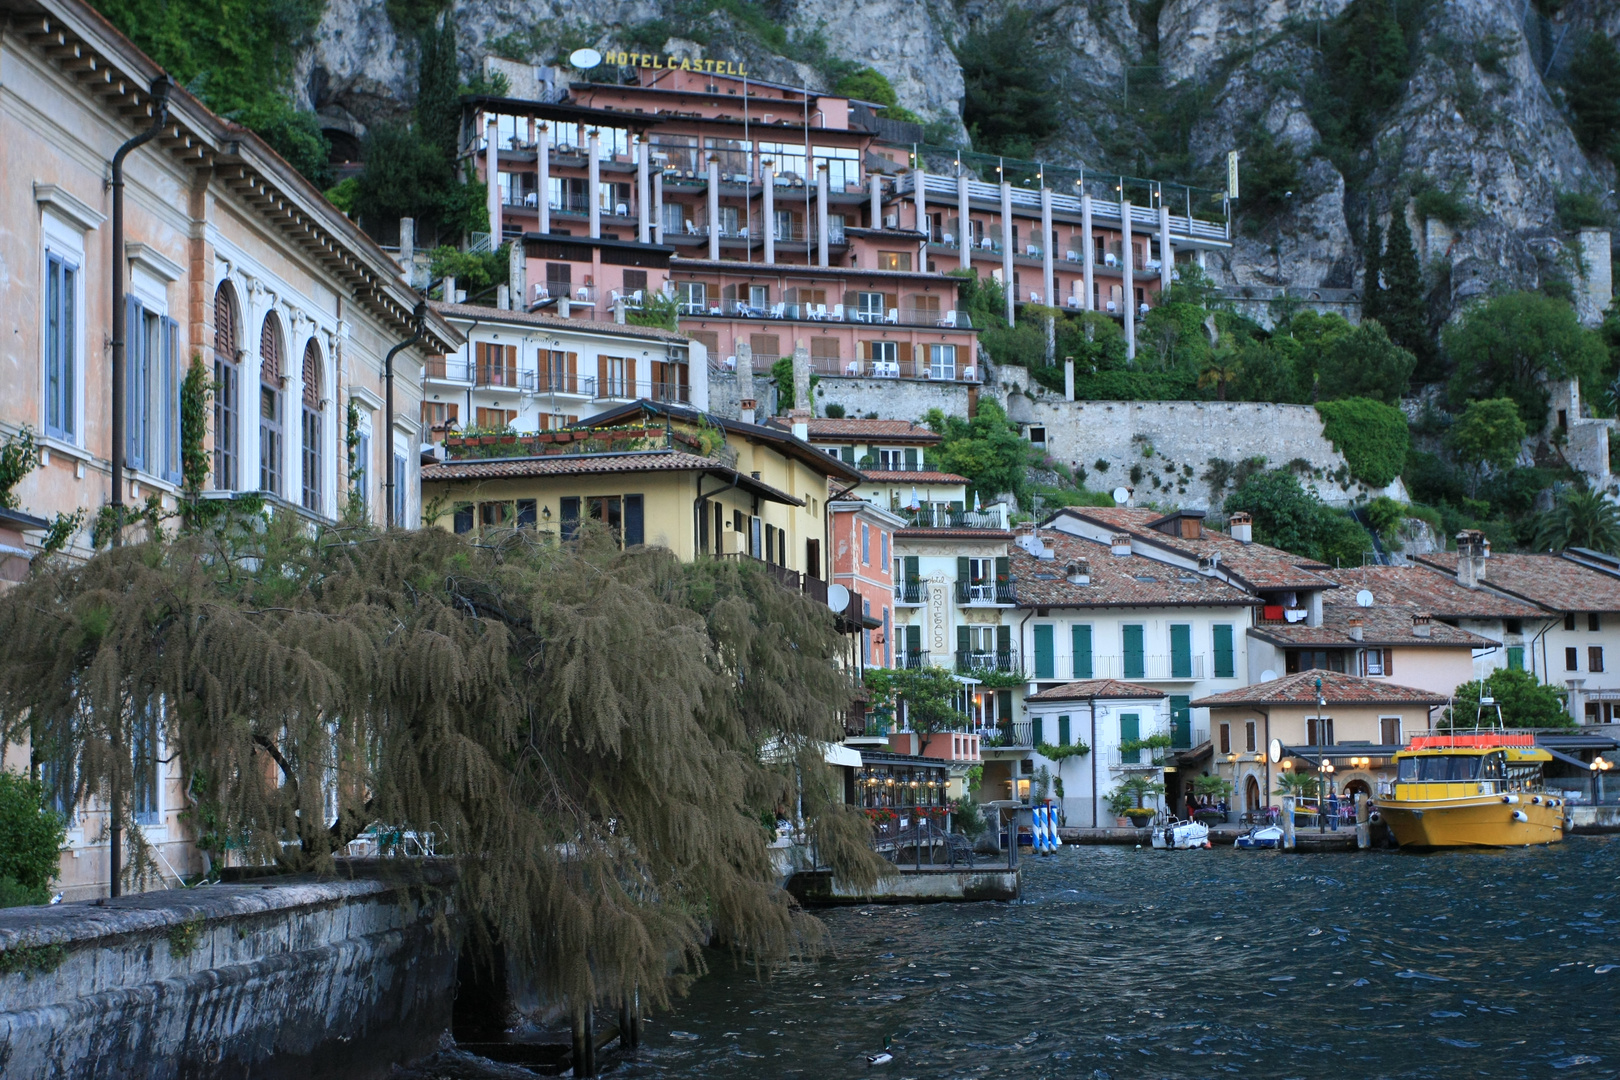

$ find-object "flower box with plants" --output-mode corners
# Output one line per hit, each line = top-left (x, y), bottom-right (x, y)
(1107, 775), (1165, 827)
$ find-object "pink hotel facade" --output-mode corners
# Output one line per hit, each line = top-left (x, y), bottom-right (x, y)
(464, 62), (1232, 385)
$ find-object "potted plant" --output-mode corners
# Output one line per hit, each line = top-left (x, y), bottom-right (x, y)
(1105, 785), (1134, 827)
(1190, 774), (1234, 824)
(1274, 770), (1320, 824)
(1109, 776), (1165, 827)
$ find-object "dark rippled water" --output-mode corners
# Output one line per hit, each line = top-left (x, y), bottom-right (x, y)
(617, 837), (1620, 1080)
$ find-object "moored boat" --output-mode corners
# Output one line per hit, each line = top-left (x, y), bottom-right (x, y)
(1377, 732), (1567, 848)
(1234, 824), (1283, 849)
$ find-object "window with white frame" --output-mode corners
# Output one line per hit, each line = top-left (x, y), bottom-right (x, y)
(927, 344), (957, 380)
(301, 338), (324, 513)
(677, 281), (707, 315)
(966, 557), (995, 601)
(213, 282), (240, 490)
(260, 313), (285, 496)
(42, 211), (86, 445)
(125, 291), (180, 483)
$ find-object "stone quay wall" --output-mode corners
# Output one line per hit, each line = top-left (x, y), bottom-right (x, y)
(0, 865), (455, 1080)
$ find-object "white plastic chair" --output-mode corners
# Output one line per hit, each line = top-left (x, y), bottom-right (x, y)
(1105, 253), (1118, 267)
(684, 220), (698, 235)
(981, 237), (993, 250)
(886, 308), (898, 324)
(845, 361), (859, 375)
(1066, 295), (1079, 308)
(942, 231), (955, 244)
(830, 304), (844, 321)
(1066, 250), (1079, 261)
(939, 310), (957, 328)
(616, 202), (628, 216)
(770, 302), (785, 318)
(1106, 299), (1118, 313)
(962, 365), (976, 381)
(1030, 292), (1041, 303)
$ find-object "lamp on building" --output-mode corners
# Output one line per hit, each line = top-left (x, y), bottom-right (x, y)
(1317, 757), (1335, 833)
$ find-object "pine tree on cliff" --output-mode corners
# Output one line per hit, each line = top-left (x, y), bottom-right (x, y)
(1379, 204), (1436, 380)
(1361, 212), (1385, 325)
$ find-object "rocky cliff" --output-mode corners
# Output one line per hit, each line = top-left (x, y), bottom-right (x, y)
(297, 0), (1616, 320)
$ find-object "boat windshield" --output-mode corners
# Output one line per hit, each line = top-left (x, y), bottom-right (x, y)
(1398, 754), (1493, 782)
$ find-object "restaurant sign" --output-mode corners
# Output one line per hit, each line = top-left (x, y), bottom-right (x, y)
(601, 50), (749, 77)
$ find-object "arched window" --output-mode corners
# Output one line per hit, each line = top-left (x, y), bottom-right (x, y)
(301, 338), (323, 512)
(259, 312), (284, 496)
(212, 282), (240, 490)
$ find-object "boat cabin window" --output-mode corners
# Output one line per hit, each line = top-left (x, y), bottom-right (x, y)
(1397, 754), (1485, 782)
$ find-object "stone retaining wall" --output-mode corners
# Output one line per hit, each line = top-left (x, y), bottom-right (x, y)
(0, 864), (455, 1080)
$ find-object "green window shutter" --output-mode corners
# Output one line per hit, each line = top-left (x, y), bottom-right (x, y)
(1170, 695), (1191, 749)
(997, 625), (1011, 653)
(950, 500), (965, 513)
(997, 689), (1012, 722)
(995, 556), (1009, 582)
(904, 447), (918, 469)
(904, 555), (919, 582)
(1072, 624), (1093, 679)
(957, 556), (971, 584)
(1171, 624), (1192, 678)
(906, 624), (921, 653)
(1507, 646), (1524, 671)
(841, 446), (855, 464)
(1123, 624), (1145, 680)
(1120, 713), (1140, 764)
(1212, 624), (1235, 678)
(957, 625), (971, 660)
(1058, 715), (1071, 746)
(1033, 624), (1054, 679)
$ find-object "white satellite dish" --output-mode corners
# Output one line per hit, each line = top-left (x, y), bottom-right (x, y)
(569, 48), (603, 69)
(1112, 487), (1130, 506)
(1260, 669), (1278, 682)
(1356, 589), (1375, 608)
(826, 583), (850, 612)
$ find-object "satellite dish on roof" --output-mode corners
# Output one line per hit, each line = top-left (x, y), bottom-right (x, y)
(569, 48), (603, 69)
(1356, 589), (1375, 608)
(827, 583), (850, 612)
(1112, 487), (1130, 506)
(1260, 669), (1278, 682)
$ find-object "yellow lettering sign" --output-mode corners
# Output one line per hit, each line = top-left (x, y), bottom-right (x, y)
(611, 50), (746, 77)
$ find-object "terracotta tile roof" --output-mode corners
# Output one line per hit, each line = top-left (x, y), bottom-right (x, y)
(861, 470), (971, 484)
(428, 300), (690, 343)
(1321, 565), (1547, 621)
(1248, 605), (1495, 649)
(1413, 552), (1620, 613)
(1191, 669), (1448, 708)
(1011, 532), (1261, 609)
(1027, 679), (1168, 702)
(1054, 506), (1339, 592)
(421, 450), (801, 504)
(765, 417), (941, 443)
(894, 528), (1010, 541)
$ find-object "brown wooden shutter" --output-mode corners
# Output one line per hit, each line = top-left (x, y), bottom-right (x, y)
(898, 342), (912, 373)
(1383, 648), (1394, 676)
(625, 357), (637, 398)
(598, 355), (608, 398)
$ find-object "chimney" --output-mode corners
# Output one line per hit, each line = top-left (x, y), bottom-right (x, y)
(1347, 615), (1364, 642)
(791, 339), (812, 439)
(1456, 529), (1488, 588)
(558, 296), (570, 318)
(1111, 533), (1132, 557)
(497, 284), (511, 311)
(1065, 559), (1091, 585)
(737, 339), (756, 425)
(1412, 612), (1432, 638)
(1064, 356), (1075, 401)
(508, 240), (525, 309)
(1229, 511), (1253, 544)
(442, 275), (456, 304)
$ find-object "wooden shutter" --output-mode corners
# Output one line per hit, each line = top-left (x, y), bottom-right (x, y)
(1058, 715), (1070, 746)
(162, 315), (181, 483)
(1033, 624), (1054, 679)
(1212, 624), (1235, 678)
(906, 624), (921, 654)
(1171, 624), (1192, 678)
(625, 356), (637, 398)
(1219, 723), (1231, 755)
(1072, 624), (1092, 679)
(1383, 648), (1394, 675)
(597, 356), (609, 398)
(1123, 624), (1145, 679)
(997, 625), (1011, 654)
(623, 494), (644, 547)
(904, 555), (919, 582)
(898, 341), (912, 373)
(957, 556), (970, 588)
(997, 689), (1012, 721)
(1170, 695), (1190, 748)
(1120, 713), (1140, 763)
(904, 447), (918, 469)
(957, 626), (970, 663)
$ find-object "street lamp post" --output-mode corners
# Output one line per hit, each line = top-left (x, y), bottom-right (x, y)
(1592, 756), (1613, 804)
(1319, 757), (1335, 831)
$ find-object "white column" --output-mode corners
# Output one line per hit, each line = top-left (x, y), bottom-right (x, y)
(1159, 204), (1173, 295)
(485, 117), (501, 240)
(763, 160), (776, 264)
(707, 154), (721, 260)
(588, 130), (601, 240)
(817, 164), (830, 268)
(536, 122), (550, 234)
(1081, 193), (1094, 312)
(653, 170), (664, 244)
(1000, 180), (1014, 325)
(958, 169), (971, 272)
(914, 165), (927, 240)
(637, 134), (651, 244)
(870, 172), (882, 230)
(1121, 197), (1135, 360)
(1040, 186), (1054, 307)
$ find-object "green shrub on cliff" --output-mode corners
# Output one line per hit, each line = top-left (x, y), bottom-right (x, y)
(1316, 397), (1409, 488)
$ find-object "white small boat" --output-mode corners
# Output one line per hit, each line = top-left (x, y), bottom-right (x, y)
(1234, 825), (1284, 850)
(1151, 818), (1211, 850)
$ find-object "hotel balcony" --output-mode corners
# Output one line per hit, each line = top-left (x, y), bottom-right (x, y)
(954, 649), (1021, 675)
(901, 506), (1008, 530)
(979, 722), (1034, 750)
(1108, 747), (1169, 771)
(954, 580), (1016, 606)
(474, 365), (537, 392)
(1072, 654), (1207, 681)
(425, 357), (473, 385)
(894, 580), (924, 605)
(897, 649), (932, 670)
(534, 373), (598, 398)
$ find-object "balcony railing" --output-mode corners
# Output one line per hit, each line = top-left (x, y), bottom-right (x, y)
(955, 650), (1021, 675)
(475, 366), (536, 391)
(1077, 654), (1207, 681)
(898, 650), (931, 670)
(894, 580), (924, 605)
(425, 357), (473, 383)
(650, 381), (691, 404)
(1109, 746), (1170, 770)
(955, 580), (1016, 605)
(979, 721), (1034, 749)
(903, 507), (1007, 529)
(535, 373), (597, 397)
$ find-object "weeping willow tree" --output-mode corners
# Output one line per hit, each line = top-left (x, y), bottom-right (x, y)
(0, 515), (885, 1012)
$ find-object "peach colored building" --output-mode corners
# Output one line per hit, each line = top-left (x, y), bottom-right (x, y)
(0, 0), (457, 898)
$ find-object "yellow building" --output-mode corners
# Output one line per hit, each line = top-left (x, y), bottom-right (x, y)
(421, 402), (862, 582)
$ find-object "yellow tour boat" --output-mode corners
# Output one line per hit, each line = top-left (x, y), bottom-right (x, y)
(1377, 732), (1567, 848)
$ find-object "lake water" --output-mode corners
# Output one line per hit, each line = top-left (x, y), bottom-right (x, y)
(615, 838), (1620, 1080)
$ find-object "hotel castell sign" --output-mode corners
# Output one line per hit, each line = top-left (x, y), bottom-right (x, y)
(586, 49), (750, 77)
